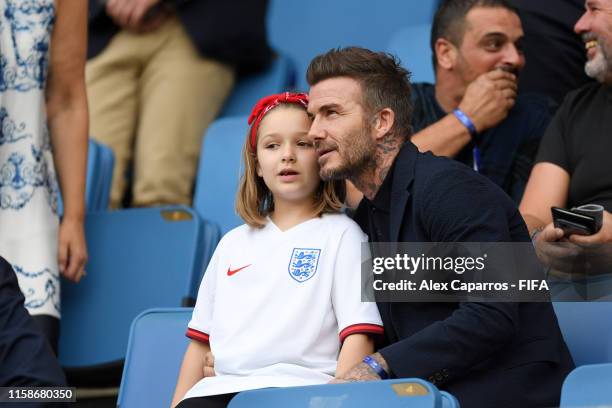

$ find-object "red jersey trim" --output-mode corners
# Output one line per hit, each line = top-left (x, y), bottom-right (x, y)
(339, 323), (384, 342)
(186, 327), (210, 344)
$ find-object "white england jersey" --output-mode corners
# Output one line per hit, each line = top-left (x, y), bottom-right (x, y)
(184, 213), (383, 398)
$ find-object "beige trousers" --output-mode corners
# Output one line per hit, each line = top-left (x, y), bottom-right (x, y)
(87, 16), (235, 207)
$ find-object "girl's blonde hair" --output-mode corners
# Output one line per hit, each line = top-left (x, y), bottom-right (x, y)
(236, 103), (345, 228)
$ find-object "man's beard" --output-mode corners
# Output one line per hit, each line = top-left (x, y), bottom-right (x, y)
(585, 36), (612, 83)
(318, 125), (377, 182)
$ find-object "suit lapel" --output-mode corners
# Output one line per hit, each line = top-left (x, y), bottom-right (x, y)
(389, 143), (417, 242)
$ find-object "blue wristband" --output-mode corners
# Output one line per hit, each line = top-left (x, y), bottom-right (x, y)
(363, 355), (389, 379)
(453, 109), (478, 138)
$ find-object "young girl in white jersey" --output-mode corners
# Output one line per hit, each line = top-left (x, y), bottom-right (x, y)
(171, 92), (383, 408)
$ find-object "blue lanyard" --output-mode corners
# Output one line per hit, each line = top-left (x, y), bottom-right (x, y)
(472, 146), (481, 173)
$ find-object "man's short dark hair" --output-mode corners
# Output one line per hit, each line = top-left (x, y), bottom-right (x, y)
(306, 46), (413, 138)
(431, 0), (520, 68)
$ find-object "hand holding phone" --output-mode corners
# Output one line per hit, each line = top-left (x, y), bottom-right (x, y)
(551, 207), (598, 236)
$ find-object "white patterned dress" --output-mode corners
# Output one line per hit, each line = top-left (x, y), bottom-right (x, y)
(0, 0), (61, 318)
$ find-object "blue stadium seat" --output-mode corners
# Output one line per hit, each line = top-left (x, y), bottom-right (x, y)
(220, 54), (296, 117)
(268, 0), (439, 89)
(228, 378), (460, 408)
(560, 363), (612, 407)
(440, 392), (460, 408)
(59, 207), (203, 372)
(57, 139), (114, 214)
(118, 308), (193, 408)
(118, 310), (461, 408)
(553, 302), (612, 366)
(189, 220), (222, 303)
(387, 24), (435, 84)
(193, 116), (248, 235)
(92, 140), (114, 210)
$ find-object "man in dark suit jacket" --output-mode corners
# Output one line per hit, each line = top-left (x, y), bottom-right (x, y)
(306, 47), (574, 407)
(0, 256), (67, 391)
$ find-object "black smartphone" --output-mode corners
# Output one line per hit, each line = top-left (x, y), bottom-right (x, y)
(551, 207), (597, 236)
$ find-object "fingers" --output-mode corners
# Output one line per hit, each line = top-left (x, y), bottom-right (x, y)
(541, 241), (581, 259)
(61, 242), (88, 283)
(203, 366), (216, 377)
(129, 2), (151, 27)
(484, 69), (517, 82)
(107, 0), (161, 31)
(203, 351), (216, 377)
(107, 0), (137, 29)
(58, 239), (68, 276)
(58, 220), (88, 283)
(569, 232), (601, 245)
(204, 351), (215, 367)
(500, 88), (517, 109)
(495, 79), (517, 93)
(538, 225), (564, 242)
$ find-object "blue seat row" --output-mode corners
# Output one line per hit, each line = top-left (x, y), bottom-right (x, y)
(267, 0), (439, 89)
(115, 304), (612, 408)
(117, 308), (460, 408)
(59, 207), (213, 370)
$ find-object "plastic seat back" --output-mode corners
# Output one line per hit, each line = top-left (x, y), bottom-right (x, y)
(560, 363), (612, 407)
(193, 116), (248, 235)
(117, 308), (193, 408)
(220, 54), (296, 117)
(59, 206), (201, 369)
(228, 378), (457, 408)
(387, 24), (435, 84)
(553, 302), (612, 365)
(268, 0), (438, 89)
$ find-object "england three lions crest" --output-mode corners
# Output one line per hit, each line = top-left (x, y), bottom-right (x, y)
(288, 248), (321, 283)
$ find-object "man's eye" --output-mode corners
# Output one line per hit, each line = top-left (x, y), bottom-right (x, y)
(485, 39), (503, 50)
(487, 42), (500, 50)
(327, 110), (338, 116)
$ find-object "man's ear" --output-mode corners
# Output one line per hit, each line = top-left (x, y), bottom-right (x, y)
(373, 108), (395, 140)
(435, 38), (457, 71)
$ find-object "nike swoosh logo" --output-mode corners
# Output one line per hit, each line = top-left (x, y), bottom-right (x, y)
(227, 264), (251, 276)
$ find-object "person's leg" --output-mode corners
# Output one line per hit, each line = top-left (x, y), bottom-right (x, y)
(132, 16), (235, 206)
(0, 257), (66, 387)
(175, 393), (237, 408)
(86, 32), (143, 208)
(31, 314), (60, 355)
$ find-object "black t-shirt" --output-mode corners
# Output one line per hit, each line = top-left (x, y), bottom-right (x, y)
(510, 0), (594, 105)
(536, 83), (612, 211)
(363, 165), (394, 243)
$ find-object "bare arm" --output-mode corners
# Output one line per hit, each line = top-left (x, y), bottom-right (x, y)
(171, 340), (210, 408)
(335, 334), (375, 378)
(411, 114), (472, 156)
(519, 162), (570, 232)
(46, 0), (89, 282)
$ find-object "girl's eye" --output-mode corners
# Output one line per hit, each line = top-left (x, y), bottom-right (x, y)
(265, 143), (279, 149)
(297, 140), (314, 147)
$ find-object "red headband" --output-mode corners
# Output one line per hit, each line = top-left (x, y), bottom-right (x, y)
(247, 92), (309, 151)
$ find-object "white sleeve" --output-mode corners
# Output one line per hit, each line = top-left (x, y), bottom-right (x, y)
(331, 223), (384, 342)
(186, 242), (221, 343)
